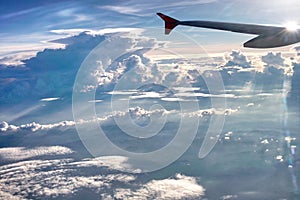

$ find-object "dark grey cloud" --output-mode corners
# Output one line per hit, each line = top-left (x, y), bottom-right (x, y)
(0, 32), (105, 104)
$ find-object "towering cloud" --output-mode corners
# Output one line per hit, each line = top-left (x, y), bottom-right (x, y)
(0, 33), (105, 103)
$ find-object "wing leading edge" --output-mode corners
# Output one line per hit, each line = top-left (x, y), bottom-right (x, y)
(157, 13), (300, 48)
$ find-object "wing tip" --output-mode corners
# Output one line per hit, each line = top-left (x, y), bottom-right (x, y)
(157, 13), (179, 35)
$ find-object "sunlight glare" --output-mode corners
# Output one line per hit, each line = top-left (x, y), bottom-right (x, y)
(285, 21), (300, 31)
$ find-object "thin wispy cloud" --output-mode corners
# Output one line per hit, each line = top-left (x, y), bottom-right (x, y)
(56, 8), (93, 22)
(0, 7), (42, 19)
(101, 5), (141, 15)
(99, 0), (217, 17)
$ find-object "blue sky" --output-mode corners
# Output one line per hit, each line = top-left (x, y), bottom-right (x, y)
(2, 0), (300, 61)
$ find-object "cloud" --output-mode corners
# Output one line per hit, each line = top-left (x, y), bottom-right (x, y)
(130, 91), (166, 99)
(0, 121), (18, 132)
(0, 30), (166, 104)
(0, 33), (66, 66)
(88, 99), (103, 103)
(161, 97), (189, 102)
(220, 194), (238, 200)
(0, 154), (205, 199)
(1, 28), (297, 127)
(71, 156), (142, 173)
(215, 50), (299, 92)
(83, 39), (166, 93)
(0, 120), (75, 133)
(261, 52), (285, 67)
(0, 7), (42, 19)
(0, 32), (106, 103)
(91, 53), (161, 90)
(99, 0), (216, 16)
(0, 53), (31, 66)
(0, 105), (169, 134)
(55, 8), (92, 23)
(175, 91), (236, 98)
(19, 121), (75, 132)
(50, 28), (142, 37)
(100, 5), (141, 16)
(0, 191), (20, 200)
(289, 61), (300, 108)
(40, 97), (61, 102)
(246, 103), (255, 107)
(113, 173), (205, 199)
(0, 146), (73, 162)
(224, 50), (252, 68)
(184, 108), (239, 118)
(2, 29), (294, 107)
(0, 158), (108, 198)
(262, 52), (296, 76)
(0, 105), (240, 134)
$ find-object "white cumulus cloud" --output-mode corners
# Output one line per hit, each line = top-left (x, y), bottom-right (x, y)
(113, 173), (205, 200)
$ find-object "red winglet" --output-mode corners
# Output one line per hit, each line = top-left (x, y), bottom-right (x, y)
(157, 13), (179, 35)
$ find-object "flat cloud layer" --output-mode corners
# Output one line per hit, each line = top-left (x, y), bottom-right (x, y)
(0, 106), (238, 134)
(0, 147), (205, 199)
(0, 146), (73, 162)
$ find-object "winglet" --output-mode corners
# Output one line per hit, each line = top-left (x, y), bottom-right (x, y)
(157, 13), (179, 35)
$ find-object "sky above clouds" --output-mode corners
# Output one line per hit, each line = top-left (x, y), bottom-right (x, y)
(2, 0), (300, 61)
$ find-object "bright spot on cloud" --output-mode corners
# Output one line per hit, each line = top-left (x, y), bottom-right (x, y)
(88, 100), (103, 103)
(40, 97), (61, 102)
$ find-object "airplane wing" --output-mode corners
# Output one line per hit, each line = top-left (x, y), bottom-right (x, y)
(157, 13), (284, 35)
(157, 13), (300, 48)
